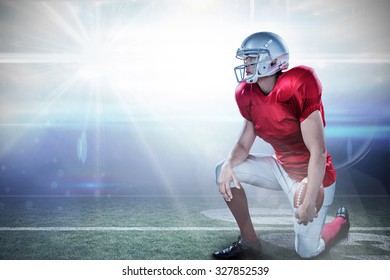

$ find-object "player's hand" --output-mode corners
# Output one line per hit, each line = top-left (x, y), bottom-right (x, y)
(295, 202), (317, 226)
(217, 162), (241, 202)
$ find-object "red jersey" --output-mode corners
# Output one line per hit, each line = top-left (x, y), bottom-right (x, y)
(235, 65), (336, 187)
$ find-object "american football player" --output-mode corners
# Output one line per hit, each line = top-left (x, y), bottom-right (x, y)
(213, 32), (350, 259)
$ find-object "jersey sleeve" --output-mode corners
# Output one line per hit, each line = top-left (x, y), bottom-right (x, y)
(294, 68), (324, 124)
(235, 82), (252, 121)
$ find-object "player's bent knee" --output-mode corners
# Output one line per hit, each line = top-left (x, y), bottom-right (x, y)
(295, 236), (325, 259)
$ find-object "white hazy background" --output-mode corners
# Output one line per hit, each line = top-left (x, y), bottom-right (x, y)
(0, 0), (389, 195)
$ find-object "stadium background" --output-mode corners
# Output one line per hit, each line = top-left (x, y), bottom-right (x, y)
(0, 0), (389, 260)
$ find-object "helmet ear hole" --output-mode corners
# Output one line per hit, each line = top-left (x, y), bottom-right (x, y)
(270, 59), (277, 67)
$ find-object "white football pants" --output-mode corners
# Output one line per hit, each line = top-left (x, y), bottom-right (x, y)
(215, 153), (336, 258)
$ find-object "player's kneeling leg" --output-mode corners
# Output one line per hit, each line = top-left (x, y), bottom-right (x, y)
(295, 234), (325, 259)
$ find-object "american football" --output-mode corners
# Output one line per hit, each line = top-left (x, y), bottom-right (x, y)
(293, 179), (324, 212)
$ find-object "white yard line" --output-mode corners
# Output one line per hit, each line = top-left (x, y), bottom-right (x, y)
(0, 226), (389, 232)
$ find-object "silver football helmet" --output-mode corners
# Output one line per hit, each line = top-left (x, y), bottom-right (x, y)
(234, 32), (289, 83)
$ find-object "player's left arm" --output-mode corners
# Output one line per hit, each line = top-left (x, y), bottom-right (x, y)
(296, 110), (327, 225)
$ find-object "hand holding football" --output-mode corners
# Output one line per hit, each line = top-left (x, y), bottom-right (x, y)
(293, 179), (324, 212)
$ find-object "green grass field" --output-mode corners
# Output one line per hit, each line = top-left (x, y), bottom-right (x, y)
(0, 194), (389, 260)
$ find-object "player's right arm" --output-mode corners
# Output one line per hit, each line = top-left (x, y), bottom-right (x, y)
(218, 120), (256, 201)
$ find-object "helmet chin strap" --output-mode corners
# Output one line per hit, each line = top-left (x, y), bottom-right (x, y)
(245, 64), (267, 83)
(245, 62), (263, 83)
(246, 75), (258, 84)
(246, 75), (258, 83)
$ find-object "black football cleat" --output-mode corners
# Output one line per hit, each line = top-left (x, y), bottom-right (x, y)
(336, 207), (350, 238)
(212, 236), (262, 260)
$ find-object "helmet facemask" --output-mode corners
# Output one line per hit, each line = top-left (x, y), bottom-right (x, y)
(234, 50), (273, 83)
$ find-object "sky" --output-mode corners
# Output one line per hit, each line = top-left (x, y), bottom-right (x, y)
(0, 0), (389, 196)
